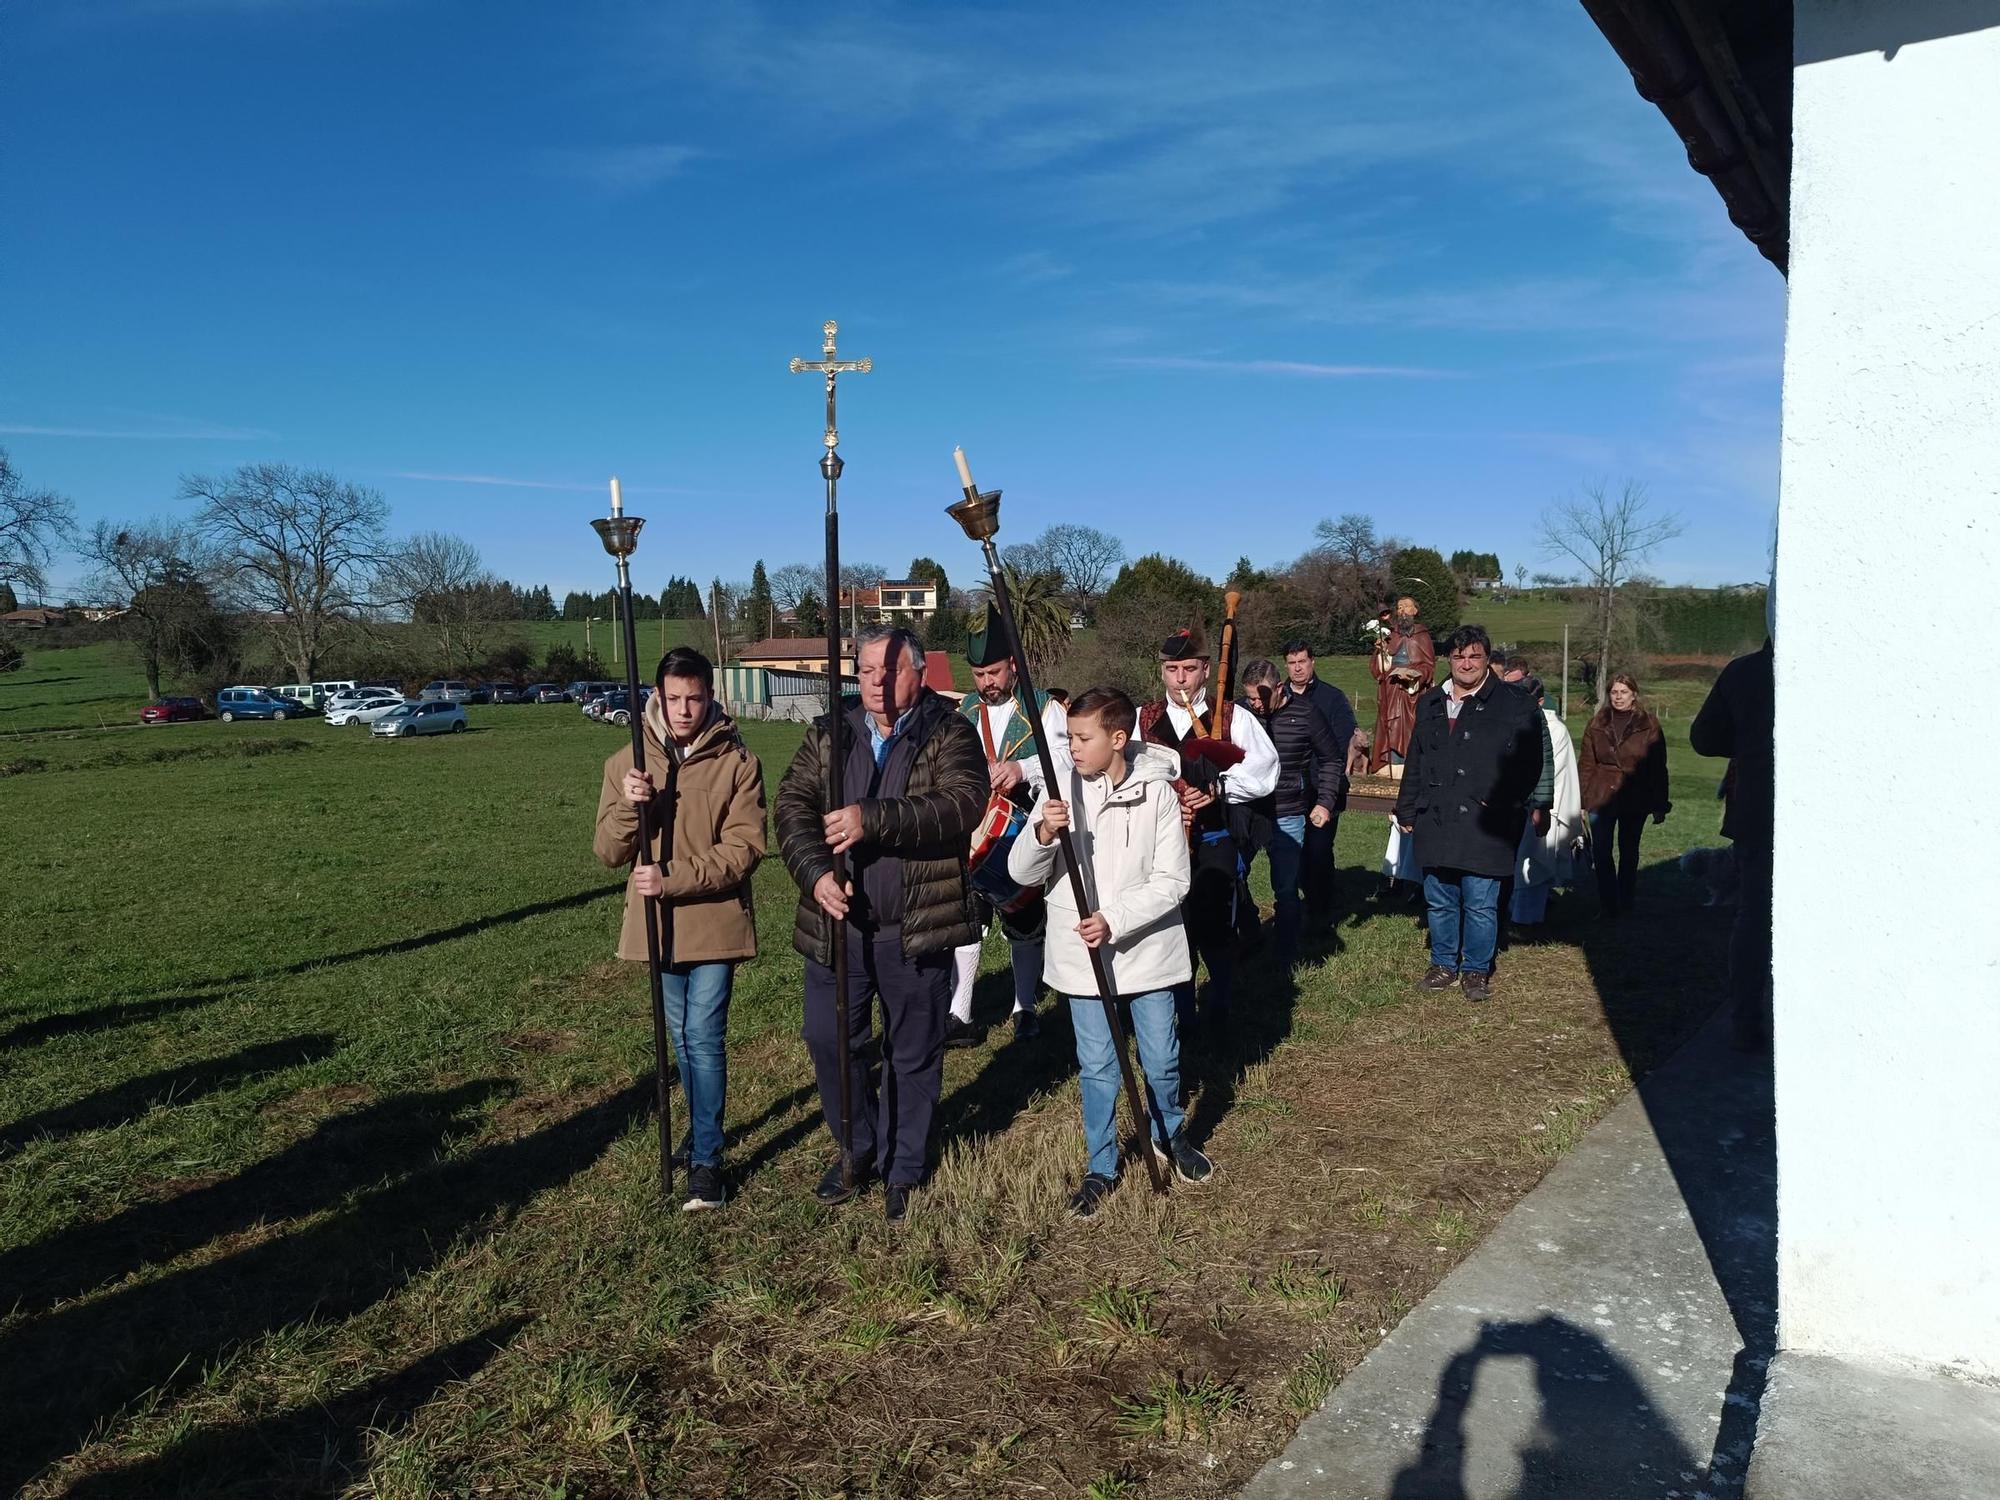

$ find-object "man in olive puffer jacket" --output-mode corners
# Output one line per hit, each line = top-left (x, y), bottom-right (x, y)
(774, 626), (985, 1221)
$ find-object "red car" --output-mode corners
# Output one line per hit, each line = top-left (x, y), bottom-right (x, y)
(141, 696), (209, 725)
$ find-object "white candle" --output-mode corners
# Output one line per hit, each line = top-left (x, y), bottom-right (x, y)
(609, 476), (623, 515)
(953, 446), (975, 491)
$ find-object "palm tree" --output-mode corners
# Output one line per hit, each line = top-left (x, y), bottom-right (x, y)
(998, 562), (1072, 682)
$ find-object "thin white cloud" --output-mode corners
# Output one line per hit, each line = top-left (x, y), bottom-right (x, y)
(0, 421), (272, 440)
(1110, 356), (1456, 380)
(390, 471), (701, 497)
(541, 143), (704, 193)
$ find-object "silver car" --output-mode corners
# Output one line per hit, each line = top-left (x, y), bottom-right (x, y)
(371, 701), (468, 738)
(328, 696), (412, 727)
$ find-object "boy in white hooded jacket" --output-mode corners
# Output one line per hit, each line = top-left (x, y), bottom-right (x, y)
(1008, 687), (1215, 1218)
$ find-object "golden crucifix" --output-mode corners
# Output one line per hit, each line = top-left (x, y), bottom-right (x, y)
(789, 319), (872, 453)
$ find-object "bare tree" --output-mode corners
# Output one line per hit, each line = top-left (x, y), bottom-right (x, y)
(81, 520), (233, 699)
(186, 463), (388, 682)
(1035, 523), (1124, 621)
(1313, 512), (1382, 571)
(0, 448), (76, 600)
(1001, 538), (1054, 581)
(380, 530), (507, 677)
(769, 562), (819, 614)
(1539, 480), (1685, 706)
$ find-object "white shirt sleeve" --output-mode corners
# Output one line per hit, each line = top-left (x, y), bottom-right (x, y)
(1016, 700), (1070, 794)
(1224, 703), (1280, 802)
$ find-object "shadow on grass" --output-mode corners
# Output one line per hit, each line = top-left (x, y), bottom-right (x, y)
(61, 1316), (531, 1499)
(0, 1078), (650, 1492)
(11, 884), (631, 1044)
(0, 1034), (342, 1155)
(0, 992), (235, 1053)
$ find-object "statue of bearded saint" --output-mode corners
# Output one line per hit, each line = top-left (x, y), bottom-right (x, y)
(1369, 595), (1435, 780)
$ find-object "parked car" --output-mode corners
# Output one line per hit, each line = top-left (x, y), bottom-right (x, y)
(591, 687), (652, 727)
(140, 696), (209, 725)
(488, 683), (529, 704)
(371, 701), (469, 737)
(273, 683), (329, 708)
(326, 696), (411, 727)
(312, 679), (358, 701)
(216, 686), (319, 722)
(418, 680), (473, 703)
(566, 679), (621, 707)
(326, 686), (403, 711)
(527, 682), (567, 703)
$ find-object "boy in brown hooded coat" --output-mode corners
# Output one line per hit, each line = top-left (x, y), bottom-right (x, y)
(594, 647), (766, 1210)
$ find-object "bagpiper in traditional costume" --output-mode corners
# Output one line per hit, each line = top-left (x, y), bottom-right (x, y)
(1137, 622), (1279, 1023)
(948, 603), (1071, 1045)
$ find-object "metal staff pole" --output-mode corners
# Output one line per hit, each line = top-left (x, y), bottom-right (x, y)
(791, 320), (872, 1192)
(591, 477), (675, 1201)
(947, 449), (1170, 1195)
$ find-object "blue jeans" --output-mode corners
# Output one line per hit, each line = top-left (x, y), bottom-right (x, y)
(1068, 989), (1185, 1179)
(1267, 814), (1307, 956)
(1422, 870), (1502, 976)
(661, 961), (732, 1168)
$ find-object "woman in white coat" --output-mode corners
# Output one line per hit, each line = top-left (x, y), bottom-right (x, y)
(1007, 688), (1211, 1217)
(1510, 675), (1584, 927)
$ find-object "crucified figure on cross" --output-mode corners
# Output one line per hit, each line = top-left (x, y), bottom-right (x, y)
(789, 319), (872, 454)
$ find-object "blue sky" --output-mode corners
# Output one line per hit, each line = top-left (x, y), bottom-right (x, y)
(5, 0), (1784, 601)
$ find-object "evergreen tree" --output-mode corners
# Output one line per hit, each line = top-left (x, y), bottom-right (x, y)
(1391, 546), (1461, 638)
(0, 582), (19, 613)
(742, 560), (774, 638)
(795, 587), (825, 637)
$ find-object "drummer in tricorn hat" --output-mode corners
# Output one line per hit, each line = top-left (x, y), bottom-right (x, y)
(946, 602), (1072, 1047)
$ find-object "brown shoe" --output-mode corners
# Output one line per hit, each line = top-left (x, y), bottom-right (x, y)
(1415, 964), (1458, 992)
(1460, 971), (1492, 1003)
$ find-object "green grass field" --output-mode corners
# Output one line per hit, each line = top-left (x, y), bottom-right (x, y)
(1, 636), (1737, 1496)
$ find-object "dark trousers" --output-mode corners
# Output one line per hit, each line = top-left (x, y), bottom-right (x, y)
(1303, 815), (1338, 929)
(1590, 805), (1647, 912)
(803, 931), (950, 1186)
(1730, 845), (1773, 1050)
(1178, 830), (1238, 1019)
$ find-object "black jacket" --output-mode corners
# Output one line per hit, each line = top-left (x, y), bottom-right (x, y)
(774, 688), (986, 965)
(1690, 642), (1773, 852)
(1293, 674), (1358, 773)
(1243, 692), (1348, 819)
(1395, 675), (1551, 879)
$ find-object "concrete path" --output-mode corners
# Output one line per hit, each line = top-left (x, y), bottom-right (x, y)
(1243, 1014), (1776, 1500)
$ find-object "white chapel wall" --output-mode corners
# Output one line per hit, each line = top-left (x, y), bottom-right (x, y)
(1774, 0), (2000, 1374)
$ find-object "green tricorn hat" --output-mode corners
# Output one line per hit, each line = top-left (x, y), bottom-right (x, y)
(966, 601), (1012, 668)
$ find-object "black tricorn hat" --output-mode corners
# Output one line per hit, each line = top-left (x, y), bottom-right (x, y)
(966, 601), (1012, 667)
(1158, 621), (1210, 661)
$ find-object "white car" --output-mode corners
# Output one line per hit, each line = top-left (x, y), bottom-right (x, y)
(327, 696), (411, 727)
(371, 701), (469, 738)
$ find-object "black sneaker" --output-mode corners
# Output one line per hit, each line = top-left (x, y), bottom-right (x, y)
(942, 1015), (983, 1050)
(681, 1162), (726, 1212)
(884, 1182), (912, 1224)
(1068, 1172), (1118, 1220)
(1416, 964), (1458, 991)
(814, 1158), (872, 1205)
(1460, 970), (1492, 1003)
(1155, 1132), (1214, 1184)
(1012, 1006), (1041, 1041)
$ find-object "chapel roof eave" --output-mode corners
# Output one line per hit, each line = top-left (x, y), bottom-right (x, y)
(1579, 0), (1793, 274)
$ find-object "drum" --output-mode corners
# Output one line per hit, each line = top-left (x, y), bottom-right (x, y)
(967, 793), (1039, 914)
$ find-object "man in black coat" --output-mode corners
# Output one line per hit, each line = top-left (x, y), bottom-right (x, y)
(1394, 625), (1552, 1002)
(1282, 640), (1358, 931)
(1691, 639), (1773, 1053)
(774, 626), (986, 1221)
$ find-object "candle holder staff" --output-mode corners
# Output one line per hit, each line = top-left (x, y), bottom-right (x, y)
(589, 477), (677, 1201)
(947, 449), (1170, 1196)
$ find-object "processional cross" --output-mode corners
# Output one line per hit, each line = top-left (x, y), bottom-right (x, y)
(789, 320), (872, 470)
